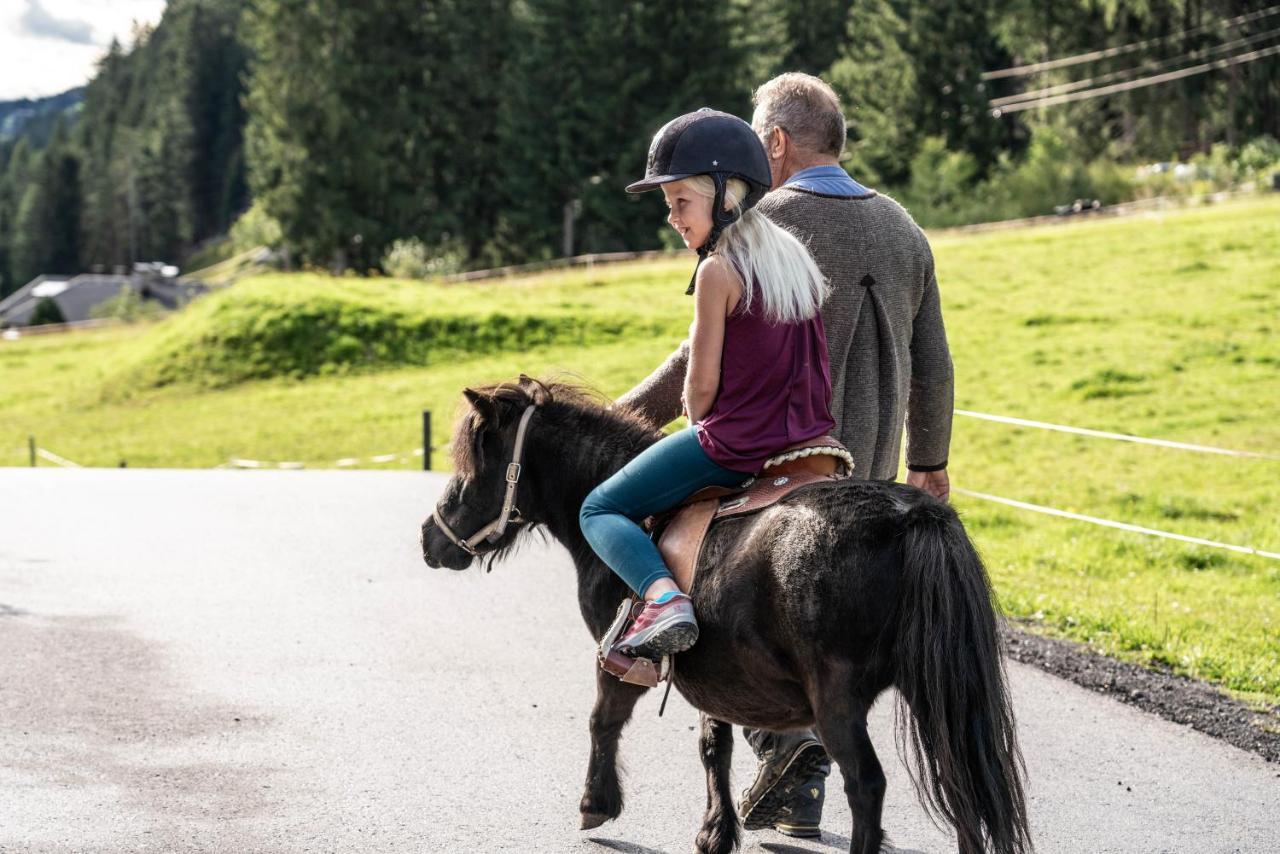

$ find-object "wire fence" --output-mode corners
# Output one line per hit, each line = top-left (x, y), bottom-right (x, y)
(955, 409), (1280, 459)
(950, 409), (1279, 562)
(222, 447), (431, 470)
(19, 403), (1279, 561)
(954, 488), (1280, 562)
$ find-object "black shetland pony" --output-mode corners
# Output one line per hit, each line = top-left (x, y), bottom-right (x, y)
(421, 377), (1031, 854)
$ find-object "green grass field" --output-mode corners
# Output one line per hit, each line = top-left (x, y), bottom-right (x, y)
(3, 196), (1278, 705)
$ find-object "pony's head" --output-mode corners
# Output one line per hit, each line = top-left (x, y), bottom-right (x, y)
(420, 374), (653, 573)
(420, 375), (550, 571)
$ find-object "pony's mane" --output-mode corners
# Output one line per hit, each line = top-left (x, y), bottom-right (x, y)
(449, 374), (658, 479)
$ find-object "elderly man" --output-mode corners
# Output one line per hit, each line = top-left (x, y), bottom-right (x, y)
(614, 72), (954, 837)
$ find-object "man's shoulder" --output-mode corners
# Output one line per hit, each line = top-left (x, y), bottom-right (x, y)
(758, 186), (912, 220)
(759, 187), (928, 247)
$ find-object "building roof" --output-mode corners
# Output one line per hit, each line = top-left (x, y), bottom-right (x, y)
(0, 272), (207, 328)
(0, 275), (71, 317)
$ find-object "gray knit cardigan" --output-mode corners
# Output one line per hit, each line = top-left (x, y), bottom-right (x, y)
(614, 187), (954, 480)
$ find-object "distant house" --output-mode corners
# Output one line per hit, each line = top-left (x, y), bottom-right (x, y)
(0, 264), (206, 328)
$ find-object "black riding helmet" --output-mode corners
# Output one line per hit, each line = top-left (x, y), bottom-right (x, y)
(627, 108), (771, 294)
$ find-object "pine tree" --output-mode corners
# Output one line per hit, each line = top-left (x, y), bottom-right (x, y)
(0, 140), (34, 295)
(778, 0), (858, 74)
(79, 39), (135, 268)
(10, 121), (81, 283)
(901, 0), (1026, 174)
(245, 0), (443, 270)
(76, 2), (248, 271)
(498, 0), (749, 261)
(827, 0), (918, 185)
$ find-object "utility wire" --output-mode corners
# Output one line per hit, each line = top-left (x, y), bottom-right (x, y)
(992, 42), (1280, 114)
(981, 4), (1280, 80)
(990, 25), (1280, 108)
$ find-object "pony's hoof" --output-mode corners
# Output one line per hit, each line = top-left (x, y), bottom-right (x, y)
(580, 811), (612, 830)
(694, 822), (738, 854)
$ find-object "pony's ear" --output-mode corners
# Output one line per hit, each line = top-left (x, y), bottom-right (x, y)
(463, 388), (498, 423)
(517, 374), (551, 405)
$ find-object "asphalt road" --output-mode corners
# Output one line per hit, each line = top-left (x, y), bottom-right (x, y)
(1, 469), (1275, 853)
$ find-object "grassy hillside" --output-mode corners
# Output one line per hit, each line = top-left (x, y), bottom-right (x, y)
(2, 196), (1278, 704)
(104, 260), (692, 390)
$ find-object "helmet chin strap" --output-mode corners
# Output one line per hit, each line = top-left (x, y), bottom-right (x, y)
(685, 174), (741, 296)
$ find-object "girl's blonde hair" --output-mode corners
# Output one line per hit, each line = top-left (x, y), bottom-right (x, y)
(681, 175), (828, 324)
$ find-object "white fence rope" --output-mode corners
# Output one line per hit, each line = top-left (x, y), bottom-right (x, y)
(954, 487), (1280, 561)
(956, 409), (1279, 460)
(226, 448), (427, 470)
(35, 447), (82, 468)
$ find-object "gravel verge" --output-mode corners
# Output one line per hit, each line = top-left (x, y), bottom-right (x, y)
(1001, 621), (1280, 763)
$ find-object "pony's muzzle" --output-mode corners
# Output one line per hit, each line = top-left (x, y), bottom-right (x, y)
(420, 518), (474, 571)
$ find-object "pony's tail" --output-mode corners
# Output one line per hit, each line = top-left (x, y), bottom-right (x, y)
(893, 501), (1032, 854)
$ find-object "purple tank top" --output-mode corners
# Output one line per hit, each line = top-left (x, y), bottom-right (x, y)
(695, 267), (836, 473)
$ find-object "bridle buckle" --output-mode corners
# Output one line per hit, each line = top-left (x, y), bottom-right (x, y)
(506, 462), (522, 484)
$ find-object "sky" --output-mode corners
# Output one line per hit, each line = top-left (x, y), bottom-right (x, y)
(0, 0), (167, 101)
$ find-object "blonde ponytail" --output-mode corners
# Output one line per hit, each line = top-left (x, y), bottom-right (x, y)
(684, 175), (828, 324)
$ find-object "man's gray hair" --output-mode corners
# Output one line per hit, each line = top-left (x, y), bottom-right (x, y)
(752, 73), (846, 158)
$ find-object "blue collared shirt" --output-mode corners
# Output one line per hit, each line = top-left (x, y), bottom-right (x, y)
(784, 164), (871, 198)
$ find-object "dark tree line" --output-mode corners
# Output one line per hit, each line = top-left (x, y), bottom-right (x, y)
(0, 0), (246, 295)
(1, 0), (1276, 293)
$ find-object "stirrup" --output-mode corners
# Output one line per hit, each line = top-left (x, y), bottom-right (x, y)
(596, 598), (673, 690)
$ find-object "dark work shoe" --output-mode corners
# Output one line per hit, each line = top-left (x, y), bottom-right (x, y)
(773, 769), (825, 837)
(739, 735), (829, 831)
(616, 594), (698, 657)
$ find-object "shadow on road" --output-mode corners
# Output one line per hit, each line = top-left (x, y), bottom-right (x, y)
(587, 836), (667, 853)
(760, 835), (927, 853)
(0, 612), (279, 847)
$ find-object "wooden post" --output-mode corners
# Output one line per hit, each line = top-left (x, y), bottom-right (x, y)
(29, 435), (36, 467)
(422, 411), (432, 471)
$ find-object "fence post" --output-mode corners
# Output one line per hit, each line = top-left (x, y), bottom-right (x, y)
(28, 435), (36, 467)
(422, 410), (431, 471)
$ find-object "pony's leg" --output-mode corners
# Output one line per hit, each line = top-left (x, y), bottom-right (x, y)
(580, 668), (646, 829)
(813, 686), (885, 854)
(694, 715), (739, 854)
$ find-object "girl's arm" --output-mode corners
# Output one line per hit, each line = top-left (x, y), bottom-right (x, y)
(684, 256), (741, 424)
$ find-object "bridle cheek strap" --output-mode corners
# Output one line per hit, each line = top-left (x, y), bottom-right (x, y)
(432, 403), (537, 556)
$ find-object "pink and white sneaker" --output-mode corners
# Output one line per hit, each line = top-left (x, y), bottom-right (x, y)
(617, 594), (699, 657)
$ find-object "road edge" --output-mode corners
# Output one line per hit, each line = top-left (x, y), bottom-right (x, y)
(1001, 621), (1279, 763)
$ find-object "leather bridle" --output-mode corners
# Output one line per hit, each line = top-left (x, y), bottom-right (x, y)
(431, 404), (537, 557)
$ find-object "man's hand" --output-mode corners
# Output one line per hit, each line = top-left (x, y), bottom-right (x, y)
(906, 468), (950, 502)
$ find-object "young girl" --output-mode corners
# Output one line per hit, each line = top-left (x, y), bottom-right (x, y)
(578, 109), (834, 657)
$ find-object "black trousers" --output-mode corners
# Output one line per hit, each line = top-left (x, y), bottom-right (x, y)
(744, 727), (832, 775)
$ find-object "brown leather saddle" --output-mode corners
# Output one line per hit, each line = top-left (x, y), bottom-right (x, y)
(597, 436), (853, 687)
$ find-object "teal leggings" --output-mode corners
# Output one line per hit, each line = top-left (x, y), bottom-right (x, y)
(579, 427), (754, 596)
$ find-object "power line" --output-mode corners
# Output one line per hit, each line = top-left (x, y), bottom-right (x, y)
(989, 25), (1280, 109)
(981, 5), (1280, 80)
(992, 42), (1280, 115)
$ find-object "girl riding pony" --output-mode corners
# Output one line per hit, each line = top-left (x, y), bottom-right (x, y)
(579, 108), (835, 657)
